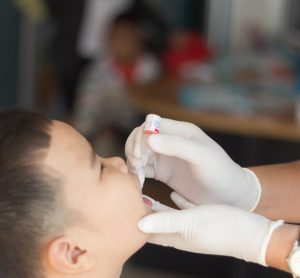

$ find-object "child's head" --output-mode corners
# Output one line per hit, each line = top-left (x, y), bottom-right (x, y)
(108, 12), (142, 63)
(0, 109), (150, 278)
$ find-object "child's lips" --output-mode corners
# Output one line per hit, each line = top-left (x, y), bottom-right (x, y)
(143, 196), (152, 208)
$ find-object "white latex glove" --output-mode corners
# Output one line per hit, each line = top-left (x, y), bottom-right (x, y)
(125, 117), (261, 211)
(141, 194), (283, 266)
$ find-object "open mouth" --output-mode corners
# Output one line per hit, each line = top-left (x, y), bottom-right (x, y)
(142, 196), (153, 208)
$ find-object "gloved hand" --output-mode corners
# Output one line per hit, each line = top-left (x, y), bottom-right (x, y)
(141, 195), (283, 266)
(125, 117), (261, 211)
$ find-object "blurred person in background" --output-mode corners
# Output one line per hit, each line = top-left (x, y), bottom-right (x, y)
(72, 12), (160, 149)
(45, 0), (166, 117)
(78, 0), (167, 60)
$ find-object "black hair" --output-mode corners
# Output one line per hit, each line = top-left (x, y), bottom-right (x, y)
(0, 109), (64, 278)
(110, 11), (140, 29)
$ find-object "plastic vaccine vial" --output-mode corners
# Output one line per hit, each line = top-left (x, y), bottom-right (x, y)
(133, 114), (161, 188)
(144, 114), (161, 134)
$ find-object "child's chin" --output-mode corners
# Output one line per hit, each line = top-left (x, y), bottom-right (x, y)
(131, 224), (151, 255)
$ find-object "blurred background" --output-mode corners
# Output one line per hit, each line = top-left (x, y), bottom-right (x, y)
(1, 0), (300, 277)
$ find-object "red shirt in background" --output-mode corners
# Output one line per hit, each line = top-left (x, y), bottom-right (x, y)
(114, 60), (138, 85)
(163, 32), (213, 76)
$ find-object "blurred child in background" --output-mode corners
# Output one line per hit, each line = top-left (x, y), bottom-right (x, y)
(73, 12), (160, 145)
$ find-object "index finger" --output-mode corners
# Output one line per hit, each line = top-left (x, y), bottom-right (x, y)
(160, 118), (206, 140)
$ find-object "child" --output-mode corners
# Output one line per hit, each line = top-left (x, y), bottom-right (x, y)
(0, 109), (151, 278)
(73, 11), (160, 138)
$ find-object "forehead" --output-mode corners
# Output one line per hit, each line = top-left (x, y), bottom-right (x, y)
(44, 121), (90, 176)
(111, 22), (138, 34)
(50, 121), (85, 150)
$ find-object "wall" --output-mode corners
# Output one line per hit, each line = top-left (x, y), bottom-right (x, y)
(229, 0), (288, 51)
(0, 1), (19, 106)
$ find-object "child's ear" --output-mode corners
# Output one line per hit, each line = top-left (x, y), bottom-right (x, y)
(47, 236), (95, 274)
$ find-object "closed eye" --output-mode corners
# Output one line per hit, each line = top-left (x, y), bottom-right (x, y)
(100, 162), (104, 177)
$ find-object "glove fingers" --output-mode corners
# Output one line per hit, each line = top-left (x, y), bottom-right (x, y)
(144, 165), (155, 178)
(126, 118), (207, 160)
(133, 123), (145, 158)
(148, 233), (201, 255)
(152, 200), (177, 212)
(160, 118), (205, 139)
(171, 191), (197, 209)
(147, 233), (185, 249)
(126, 159), (135, 173)
(142, 195), (176, 212)
(138, 210), (185, 234)
(125, 127), (139, 165)
(148, 134), (202, 165)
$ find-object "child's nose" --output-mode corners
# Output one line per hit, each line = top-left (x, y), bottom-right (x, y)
(104, 157), (128, 173)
